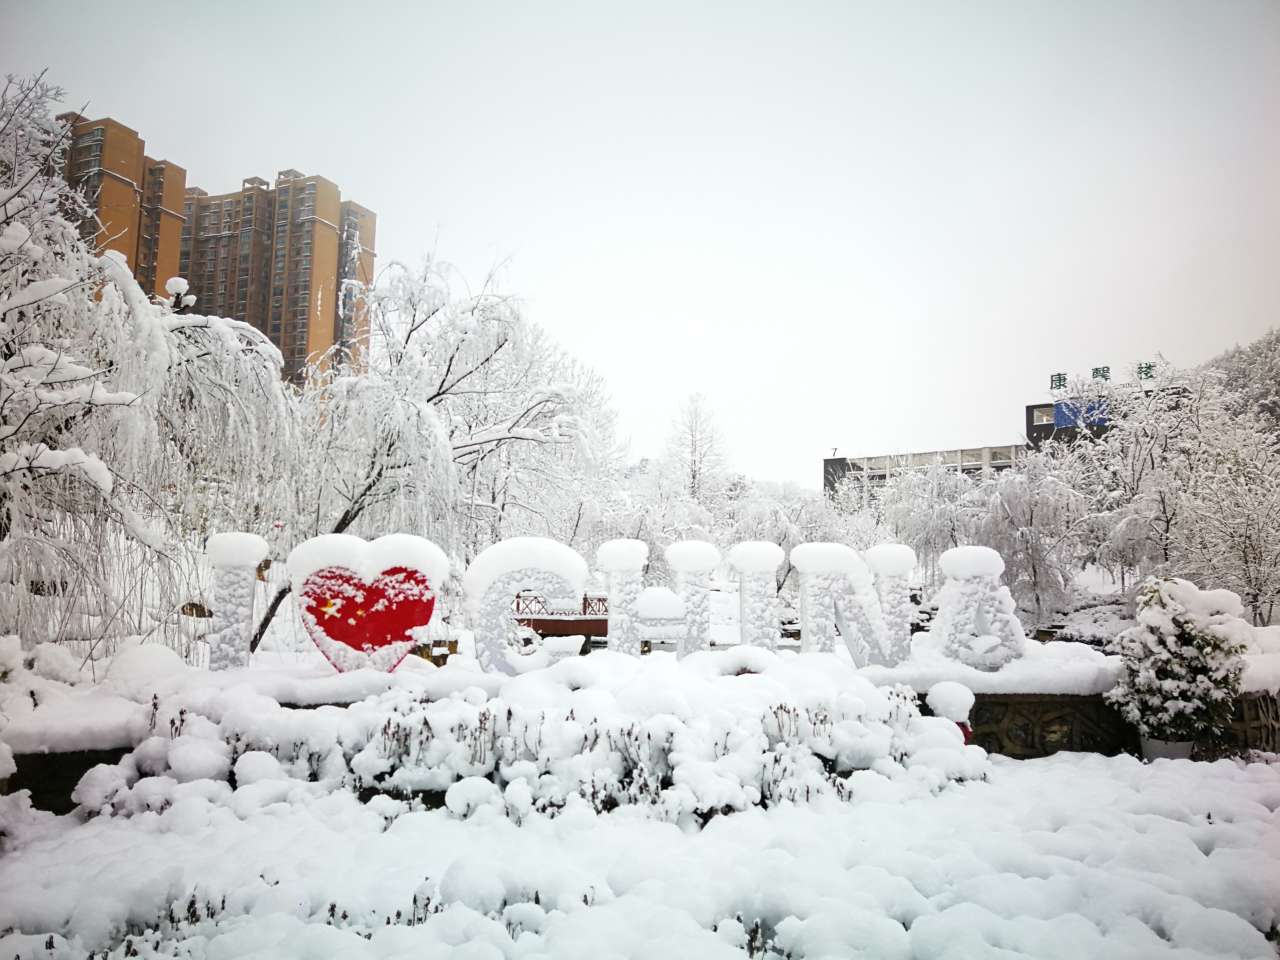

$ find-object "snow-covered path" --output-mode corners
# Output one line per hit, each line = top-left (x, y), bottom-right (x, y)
(2, 752), (1276, 959)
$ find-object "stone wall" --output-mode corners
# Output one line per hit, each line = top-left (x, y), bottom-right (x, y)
(967, 693), (1139, 758)
(959, 690), (1280, 760)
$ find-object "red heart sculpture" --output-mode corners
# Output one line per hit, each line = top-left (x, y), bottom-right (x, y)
(298, 565), (436, 672)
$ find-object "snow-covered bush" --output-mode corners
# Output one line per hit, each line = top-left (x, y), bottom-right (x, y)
(1105, 577), (1248, 742)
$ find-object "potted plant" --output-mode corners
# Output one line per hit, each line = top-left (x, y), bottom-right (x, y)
(1105, 577), (1247, 760)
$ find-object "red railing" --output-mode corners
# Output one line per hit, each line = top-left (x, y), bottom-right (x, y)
(513, 593), (608, 617)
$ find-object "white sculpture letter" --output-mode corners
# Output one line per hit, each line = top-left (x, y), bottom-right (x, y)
(664, 540), (720, 658)
(789, 543), (888, 667)
(727, 541), (784, 650)
(596, 539), (648, 656)
(464, 537), (588, 675)
(206, 532), (269, 671)
(933, 546), (1026, 671)
(863, 543), (918, 667)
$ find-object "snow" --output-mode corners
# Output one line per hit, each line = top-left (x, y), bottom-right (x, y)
(288, 533), (451, 593)
(233, 750), (287, 785)
(163, 276), (189, 297)
(863, 640), (1121, 695)
(103, 643), (187, 699)
(205, 531), (269, 568)
(1251, 625), (1280, 654)
(1, 752), (1276, 958)
(595, 538), (648, 573)
(167, 736), (231, 782)
(938, 545), (1005, 580)
(926, 681), (975, 723)
(0, 635), (23, 677)
(788, 541), (862, 576)
(463, 537), (587, 605)
(636, 586), (685, 620)
(863, 543), (917, 578)
(663, 540), (721, 574)
(725, 540), (784, 574)
(1242, 653), (1280, 693)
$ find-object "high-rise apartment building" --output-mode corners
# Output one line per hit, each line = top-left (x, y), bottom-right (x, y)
(179, 169), (377, 379)
(55, 112), (376, 379)
(57, 113), (187, 297)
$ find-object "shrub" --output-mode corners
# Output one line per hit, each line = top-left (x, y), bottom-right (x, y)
(1105, 577), (1247, 742)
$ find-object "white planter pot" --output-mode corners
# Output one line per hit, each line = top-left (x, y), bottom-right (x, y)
(1141, 737), (1195, 761)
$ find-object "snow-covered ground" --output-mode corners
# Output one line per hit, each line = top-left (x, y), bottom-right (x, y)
(1, 751), (1276, 959)
(2, 637), (1279, 959)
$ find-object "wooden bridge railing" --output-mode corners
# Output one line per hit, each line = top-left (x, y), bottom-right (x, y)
(513, 593), (608, 617)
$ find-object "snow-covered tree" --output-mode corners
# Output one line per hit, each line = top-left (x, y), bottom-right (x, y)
(1, 76), (285, 655)
(250, 258), (589, 645)
(973, 450), (1090, 625)
(1214, 327), (1280, 433)
(0, 75), (147, 645)
(666, 392), (727, 506)
(1106, 577), (1247, 742)
(878, 461), (978, 588)
(1061, 362), (1215, 576)
(1169, 418), (1280, 626)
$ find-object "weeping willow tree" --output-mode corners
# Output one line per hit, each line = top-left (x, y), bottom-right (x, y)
(1, 75), (287, 661)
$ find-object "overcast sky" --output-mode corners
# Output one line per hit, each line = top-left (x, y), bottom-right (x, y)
(5, 1), (1278, 487)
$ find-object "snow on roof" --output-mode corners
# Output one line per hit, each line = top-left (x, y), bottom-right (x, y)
(462, 537), (588, 602)
(726, 541), (784, 574)
(637, 586), (686, 620)
(939, 545), (1005, 580)
(864, 543), (917, 578)
(287, 534), (451, 593)
(596, 538), (649, 573)
(206, 532), (269, 569)
(664, 540), (720, 574)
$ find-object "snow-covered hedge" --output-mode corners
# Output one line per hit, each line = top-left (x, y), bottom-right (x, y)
(62, 651), (987, 828)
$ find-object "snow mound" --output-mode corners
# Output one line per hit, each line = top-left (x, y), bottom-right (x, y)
(104, 643), (187, 697)
(726, 541), (785, 574)
(596, 538), (649, 572)
(664, 540), (720, 574)
(939, 545), (1004, 580)
(205, 532), (269, 568)
(926, 681), (975, 723)
(288, 533), (451, 592)
(865, 639), (1119, 695)
(864, 543), (917, 578)
(463, 537), (587, 604)
(163, 276), (189, 296)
